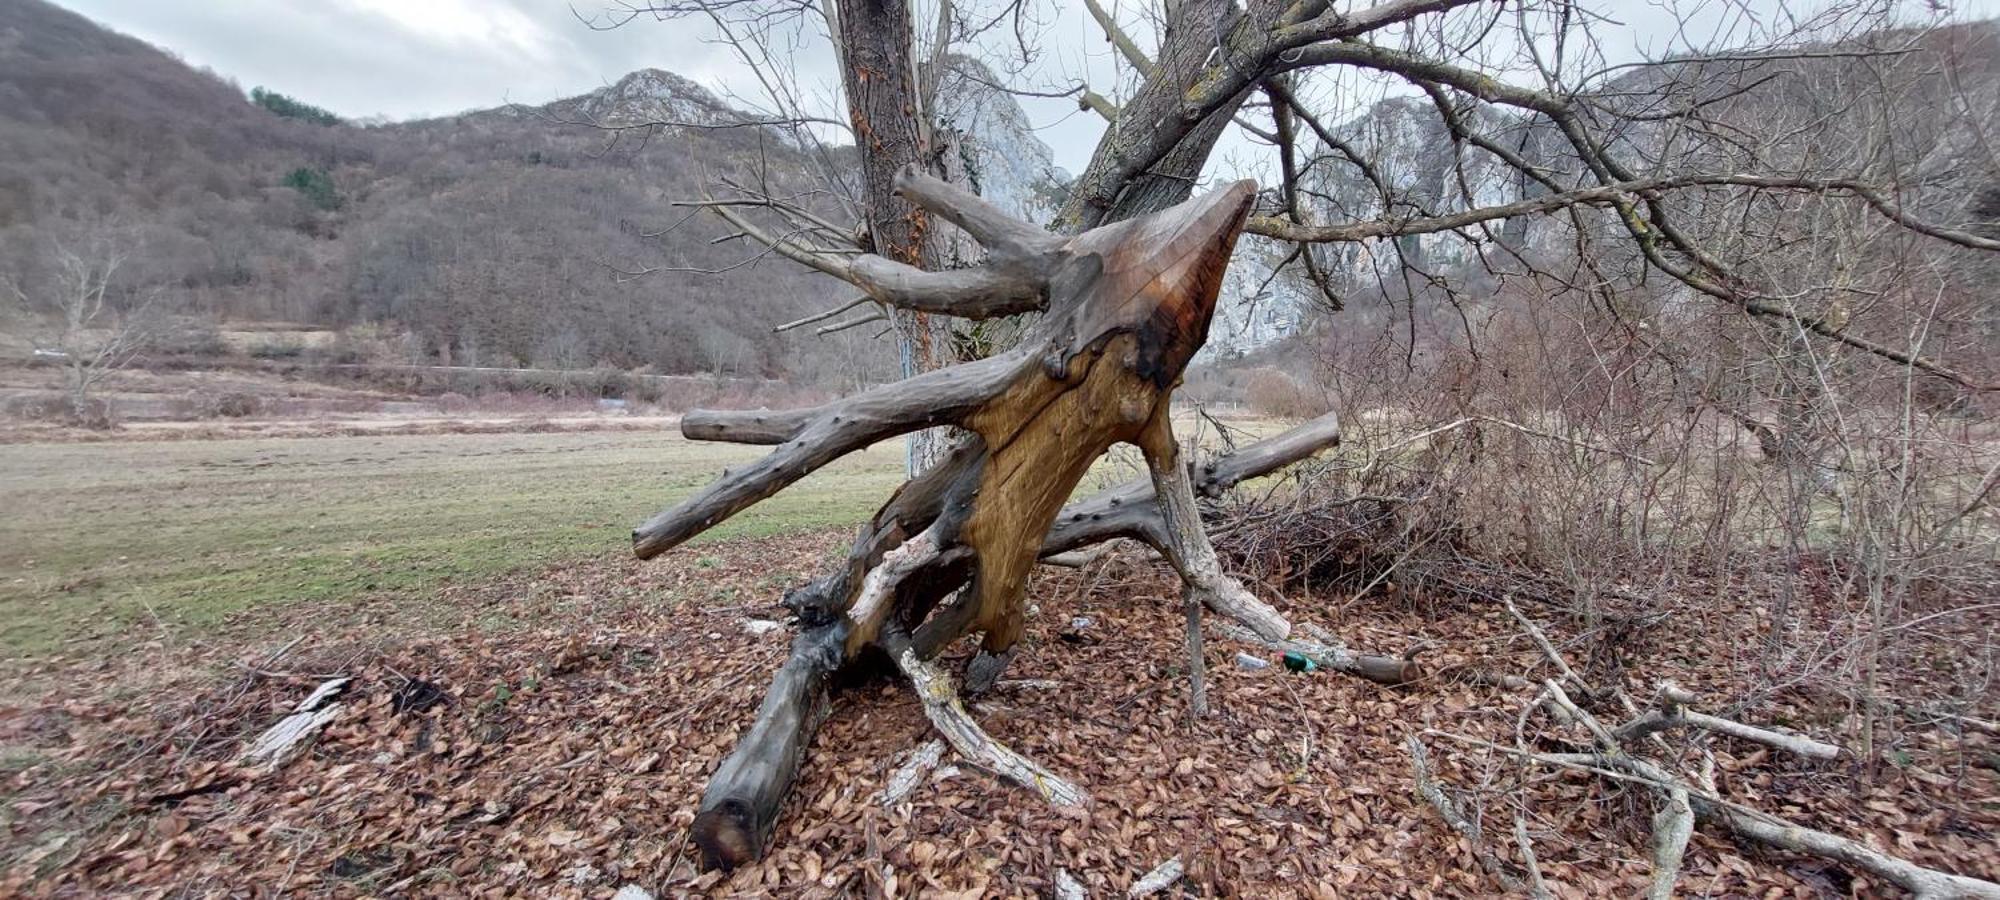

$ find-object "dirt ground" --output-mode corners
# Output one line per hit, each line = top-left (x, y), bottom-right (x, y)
(3, 529), (1994, 898)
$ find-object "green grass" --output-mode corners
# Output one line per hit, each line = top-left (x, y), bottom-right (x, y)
(0, 429), (903, 653)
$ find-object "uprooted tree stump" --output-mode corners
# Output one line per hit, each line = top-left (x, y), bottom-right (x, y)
(633, 168), (1380, 870)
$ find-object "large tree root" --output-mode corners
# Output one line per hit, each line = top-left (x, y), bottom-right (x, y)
(689, 625), (843, 871)
(890, 640), (1088, 807)
(648, 172), (1324, 869)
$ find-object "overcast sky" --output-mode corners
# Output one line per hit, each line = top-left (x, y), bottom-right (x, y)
(49, 0), (2000, 176)
(47, 0), (1123, 172)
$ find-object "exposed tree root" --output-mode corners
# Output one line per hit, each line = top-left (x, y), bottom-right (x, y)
(652, 173), (1352, 868)
(877, 739), (945, 807)
(1142, 430), (1291, 642)
(890, 642), (1088, 808)
(689, 627), (841, 871)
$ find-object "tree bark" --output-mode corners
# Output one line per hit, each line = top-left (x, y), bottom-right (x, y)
(831, 0), (953, 473)
(688, 625), (842, 870)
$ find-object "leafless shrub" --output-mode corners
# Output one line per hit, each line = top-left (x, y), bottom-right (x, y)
(3, 392), (115, 429)
(1265, 256), (1999, 736)
(210, 392), (261, 418)
(434, 392), (474, 414)
(1240, 367), (1327, 419)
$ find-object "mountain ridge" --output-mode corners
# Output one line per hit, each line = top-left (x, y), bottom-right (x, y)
(0, 0), (1057, 382)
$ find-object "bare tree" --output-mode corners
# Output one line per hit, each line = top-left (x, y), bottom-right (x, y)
(615, 0), (2000, 884)
(5, 228), (151, 426)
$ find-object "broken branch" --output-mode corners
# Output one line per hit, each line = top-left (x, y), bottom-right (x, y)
(1407, 735), (1524, 894)
(638, 351), (1031, 556)
(890, 641), (1087, 807)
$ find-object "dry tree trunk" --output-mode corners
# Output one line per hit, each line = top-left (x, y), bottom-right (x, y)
(636, 168), (1350, 869)
(831, 0), (955, 472)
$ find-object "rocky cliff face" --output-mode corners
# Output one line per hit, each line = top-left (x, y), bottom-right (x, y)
(556, 68), (751, 131)
(1207, 95), (1537, 358)
(1305, 95), (1532, 278)
(1204, 239), (1306, 357)
(1276, 22), (2000, 330)
(935, 57), (1068, 227)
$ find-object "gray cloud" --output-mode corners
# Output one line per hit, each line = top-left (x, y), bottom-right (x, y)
(46, 0), (2000, 178)
(48, 0), (1126, 171)
(52, 0), (744, 117)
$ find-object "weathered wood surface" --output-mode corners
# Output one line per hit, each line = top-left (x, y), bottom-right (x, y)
(688, 626), (840, 870)
(635, 352), (1027, 558)
(240, 676), (349, 770)
(1040, 410), (1342, 557)
(892, 640), (1088, 807)
(637, 168), (1344, 869)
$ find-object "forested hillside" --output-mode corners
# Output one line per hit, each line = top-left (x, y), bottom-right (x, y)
(0, 0), (890, 380)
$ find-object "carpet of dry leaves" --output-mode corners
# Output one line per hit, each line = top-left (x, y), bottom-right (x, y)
(3, 529), (1995, 897)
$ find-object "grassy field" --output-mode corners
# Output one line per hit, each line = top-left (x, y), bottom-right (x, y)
(0, 428), (905, 654)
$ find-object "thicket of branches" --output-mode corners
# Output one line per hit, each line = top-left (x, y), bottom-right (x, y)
(1226, 13), (2000, 724)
